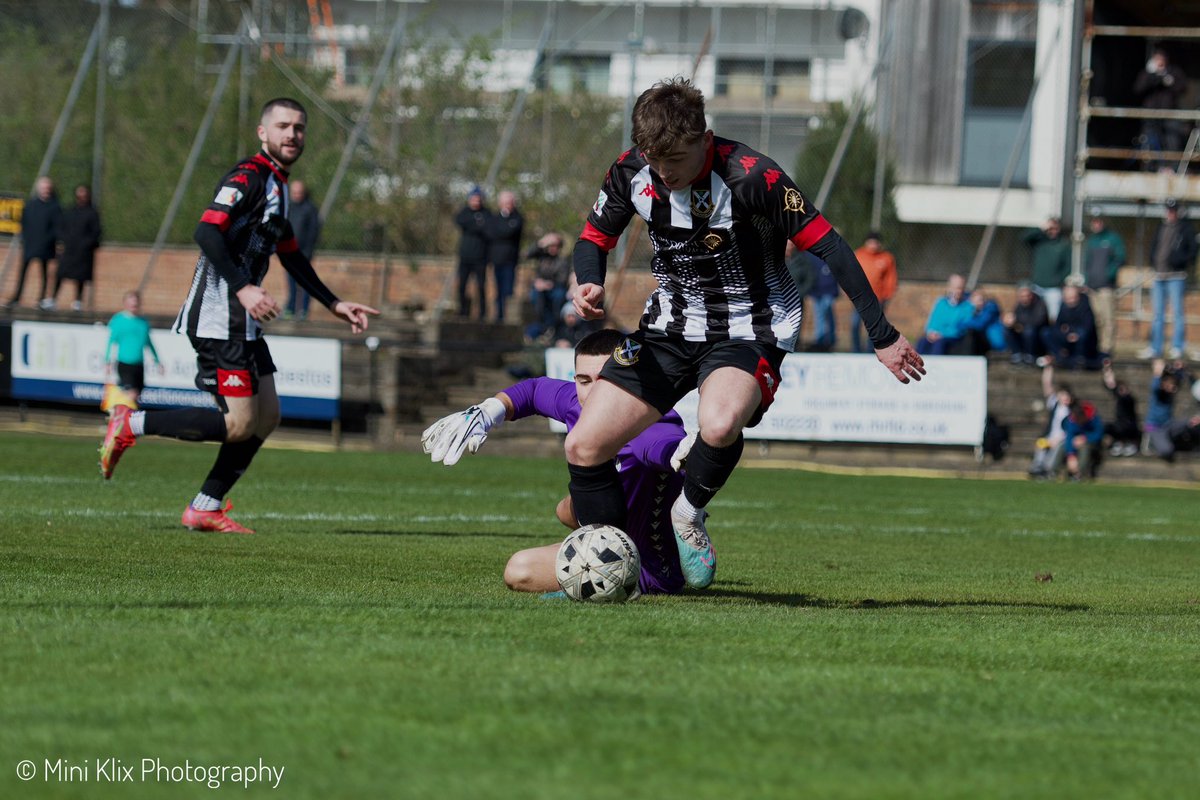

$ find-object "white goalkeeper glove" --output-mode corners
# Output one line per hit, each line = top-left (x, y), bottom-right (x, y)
(670, 430), (698, 472)
(421, 397), (507, 466)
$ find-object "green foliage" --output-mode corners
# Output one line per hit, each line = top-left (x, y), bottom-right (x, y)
(794, 101), (900, 247)
(2, 432), (1199, 799)
(0, 7), (621, 256)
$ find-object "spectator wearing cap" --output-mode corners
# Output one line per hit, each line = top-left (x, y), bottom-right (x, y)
(850, 231), (898, 353)
(1140, 199), (1197, 359)
(1082, 208), (1126, 356)
(455, 186), (491, 319)
(1022, 216), (1071, 321)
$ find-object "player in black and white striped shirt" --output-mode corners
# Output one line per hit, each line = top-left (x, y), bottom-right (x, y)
(565, 78), (926, 588)
(99, 98), (378, 533)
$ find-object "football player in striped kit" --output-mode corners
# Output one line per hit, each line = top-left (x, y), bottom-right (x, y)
(565, 78), (926, 588)
(99, 98), (378, 533)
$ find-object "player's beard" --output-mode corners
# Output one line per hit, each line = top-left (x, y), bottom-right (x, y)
(266, 139), (303, 166)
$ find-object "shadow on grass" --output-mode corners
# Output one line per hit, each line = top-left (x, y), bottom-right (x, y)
(700, 588), (1091, 612)
(334, 529), (547, 539)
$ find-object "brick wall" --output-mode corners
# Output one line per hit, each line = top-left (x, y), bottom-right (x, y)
(2, 242), (1195, 353)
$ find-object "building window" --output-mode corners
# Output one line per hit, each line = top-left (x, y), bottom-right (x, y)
(961, 40), (1036, 185)
(716, 59), (810, 104)
(544, 55), (610, 95)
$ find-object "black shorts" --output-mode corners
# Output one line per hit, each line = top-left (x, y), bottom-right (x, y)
(190, 336), (276, 398)
(598, 330), (785, 426)
(115, 362), (146, 393)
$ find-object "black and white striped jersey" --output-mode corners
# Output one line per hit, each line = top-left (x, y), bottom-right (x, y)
(579, 137), (834, 352)
(172, 153), (301, 341)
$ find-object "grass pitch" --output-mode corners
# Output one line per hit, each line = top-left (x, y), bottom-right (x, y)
(1, 431), (1198, 799)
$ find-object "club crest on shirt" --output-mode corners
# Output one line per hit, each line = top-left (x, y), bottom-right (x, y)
(613, 338), (641, 366)
(783, 188), (805, 213)
(703, 232), (725, 251)
(690, 189), (713, 218)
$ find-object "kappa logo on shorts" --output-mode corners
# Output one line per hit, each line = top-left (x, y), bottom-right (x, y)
(217, 369), (253, 397)
(613, 338), (642, 366)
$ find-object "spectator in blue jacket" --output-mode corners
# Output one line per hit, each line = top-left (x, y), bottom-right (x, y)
(962, 288), (1007, 355)
(916, 273), (973, 355)
(1054, 400), (1104, 481)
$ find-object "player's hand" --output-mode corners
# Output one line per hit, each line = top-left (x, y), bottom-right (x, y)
(236, 285), (282, 322)
(670, 430), (698, 472)
(875, 335), (926, 384)
(332, 300), (381, 334)
(574, 283), (606, 320)
(421, 397), (507, 466)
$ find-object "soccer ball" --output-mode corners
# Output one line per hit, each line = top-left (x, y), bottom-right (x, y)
(555, 524), (641, 603)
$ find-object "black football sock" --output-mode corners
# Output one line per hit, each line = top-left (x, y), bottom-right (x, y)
(567, 461), (628, 530)
(198, 436), (265, 502)
(682, 434), (745, 509)
(141, 408), (227, 442)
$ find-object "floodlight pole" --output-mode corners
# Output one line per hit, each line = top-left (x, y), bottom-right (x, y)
(138, 25), (244, 293)
(92, 0), (111, 208)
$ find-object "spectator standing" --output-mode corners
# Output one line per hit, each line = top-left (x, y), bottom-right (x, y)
(784, 242), (816, 350)
(487, 190), (524, 322)
(52, 184), (102, 311)
(1022, 217), (1071, 321)
(916, 273), (973, 355)
(5, 176), (62, 309)
(285, 180), (321, 320)
(805, 254), (838, 352)
(1133, 47), (1187, 173)
(1004, 281), (1050, 366)
(1139, 199), (1196, 360)
(850, 231), (898, 353)
(1042, 281), (1100, 370)
(1082, 209), (1126, 356)
(1101, 360), (1140, 457)
(455, 187), (490, 320)
(525, 232), (570, 342)
(105, 290), (162, 406)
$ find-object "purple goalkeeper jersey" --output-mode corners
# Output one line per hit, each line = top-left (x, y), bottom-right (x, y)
(503, 377), (686, 595)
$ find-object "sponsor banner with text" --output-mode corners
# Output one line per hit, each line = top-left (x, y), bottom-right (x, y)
(10, 321), (340, 420)
(545, 349), (986, 446)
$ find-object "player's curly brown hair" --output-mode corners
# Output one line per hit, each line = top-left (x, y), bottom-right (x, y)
(630, 77), (707, 156)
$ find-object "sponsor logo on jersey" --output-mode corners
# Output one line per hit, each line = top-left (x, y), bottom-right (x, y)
(783, 188), (805, 213)
(593, 190), (608, 215)
(230, 173), (250, 186)
(716, 144), (736, 162)
(691, 189), (713, 218)
(739, 155), (759, 174)
(639, 184), (660, 200)
(613, 338), (641, 366)
(764, 169), (782, 191)
(214, 187), (244, 207)
(703, 232), (724, 251)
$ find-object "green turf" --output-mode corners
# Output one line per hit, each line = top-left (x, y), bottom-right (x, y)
(1, 431), (1198, 799)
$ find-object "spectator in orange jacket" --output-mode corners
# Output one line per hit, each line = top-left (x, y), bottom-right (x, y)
(850, 231), (898, 353)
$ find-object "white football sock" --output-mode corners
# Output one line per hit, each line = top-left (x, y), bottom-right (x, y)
(129, 410), (146, 436)
(191, 493), (223, 512)
(673, 493), (704, 523)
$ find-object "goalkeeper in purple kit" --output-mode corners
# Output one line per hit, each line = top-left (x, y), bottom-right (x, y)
(421, 328), (690, 596)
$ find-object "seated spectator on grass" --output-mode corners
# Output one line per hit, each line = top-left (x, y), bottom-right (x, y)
(1004, 281), (1049, 366)
(916, 273), (973, 355)
(1052, 399), (1104, 481)
(1041, 282), (1100, 370)
(1101, 359), (1141, 457)
(961, 288), (1007, 355)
